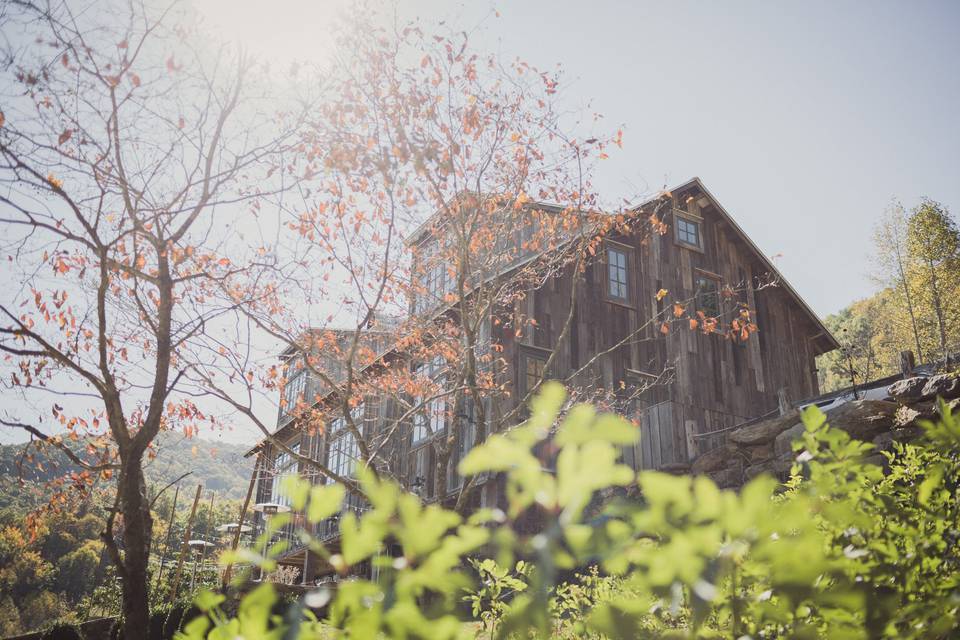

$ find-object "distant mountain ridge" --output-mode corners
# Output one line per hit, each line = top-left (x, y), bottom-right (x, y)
(0, 432), (255, 509)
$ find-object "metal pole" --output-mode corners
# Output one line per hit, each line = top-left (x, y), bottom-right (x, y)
(170, 484), (203, 600)
(222, 455), (260, 588)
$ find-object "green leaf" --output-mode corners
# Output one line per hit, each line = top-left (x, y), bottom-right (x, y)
(306, 483), (345, 523)
(918, 464), (944, 505)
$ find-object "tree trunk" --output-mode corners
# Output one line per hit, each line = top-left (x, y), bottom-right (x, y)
(119, 456), (153, 638)
(927, 258), (950, 366)
(896, 245), (924, 362)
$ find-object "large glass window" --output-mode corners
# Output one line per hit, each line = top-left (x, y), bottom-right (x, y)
(607, 246), (629, 301)
(676, 216), (702, 249)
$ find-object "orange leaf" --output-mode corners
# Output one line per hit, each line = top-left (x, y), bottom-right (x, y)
(689, 318), (698, 330)
(673, 303), (685, 318)
(656, 288), (668, 301)
(660, 322), (669, 335)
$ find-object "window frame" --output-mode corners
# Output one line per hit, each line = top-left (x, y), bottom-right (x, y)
(270, 440), (301, 506)
(411, 356), (447, 446)
(281, 361), (307, 418)
(694, 270), (722, 319)
(673, 210), (704, 252)
(519, 348), (550, 398)
(604, 241), (632, 304)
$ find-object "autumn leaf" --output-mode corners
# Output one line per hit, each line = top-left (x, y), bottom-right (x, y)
(47, 174), (63, 189)
(166, 55), (181, 72)
(660, 322), (669, 335)
(689, 318), (698, 331)
(673, 303), (685, 318)
(656, 288), (668, 301)
(58, 129), (72, 145)
(130, 73), (141, 87)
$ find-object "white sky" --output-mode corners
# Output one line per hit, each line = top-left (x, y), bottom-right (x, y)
(2, 1), (957, 447)
(192, 0), (960, 317)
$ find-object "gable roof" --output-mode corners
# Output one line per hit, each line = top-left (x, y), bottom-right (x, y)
(642, 177), (838, 353)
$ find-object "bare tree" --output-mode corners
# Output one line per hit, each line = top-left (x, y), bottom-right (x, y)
(0, 0), (307, 633)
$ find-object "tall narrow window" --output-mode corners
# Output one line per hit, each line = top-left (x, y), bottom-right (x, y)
(412, 357), (447, 444)
(675, 216), (702, 249)
(328, 431), (359, 478)
(523, 353), (547, 396)
(414, 240), (452, 314)
(607, 246), (629, 301)
(695, 274), (721, 318)
(282, 363), (307, 417)
(270, 442), (300, 506)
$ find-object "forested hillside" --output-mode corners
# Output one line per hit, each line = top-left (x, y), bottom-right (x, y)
(0, 433), (254, 513)
(0, 434), (252, 635)
(818, 199), (960, 392)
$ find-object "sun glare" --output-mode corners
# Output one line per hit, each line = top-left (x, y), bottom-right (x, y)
(189, 0), (351, 63)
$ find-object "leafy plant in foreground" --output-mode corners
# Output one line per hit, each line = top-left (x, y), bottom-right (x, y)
(180, 383), (959, 639)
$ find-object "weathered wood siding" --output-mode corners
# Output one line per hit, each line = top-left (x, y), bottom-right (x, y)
(500, 184), (829, 467)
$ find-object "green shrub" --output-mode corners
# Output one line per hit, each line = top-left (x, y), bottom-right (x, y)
(178, 383), (960, 639)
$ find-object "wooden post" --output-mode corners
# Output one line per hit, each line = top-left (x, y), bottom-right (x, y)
(900, 350), (916, 378)
(194, 490), (215, 590)
(153, 482), (181, 589)
(222, 455), (260, 588)
(169, 484), (203, 601)
(777, 387), (791, 416)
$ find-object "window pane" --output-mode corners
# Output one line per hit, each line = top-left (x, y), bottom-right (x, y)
(607, 246), (629, 300)
(524, 355), (546, 394)
(696, 276), (720, 317)
(677, 218), (701, 248)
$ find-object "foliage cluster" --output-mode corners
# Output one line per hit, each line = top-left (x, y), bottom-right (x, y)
(820, 199), (960, 391)
(181, 383), (958, 639)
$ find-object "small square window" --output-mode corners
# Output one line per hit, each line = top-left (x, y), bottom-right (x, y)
(607, 246), (629, 301)
(675, 216), (702, 249)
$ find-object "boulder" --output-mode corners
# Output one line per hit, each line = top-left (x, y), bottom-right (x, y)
(824, 400), (899, 440)
(744, 453), (792, 481)
(744, 442), (775, 464)
(937, 397), (960, 417)
(774, 421), (807, 457)
(887, 376), (928, 401)
(893, 401), (936, 429)
(707, 464), (743, 489)
(921, 374), (960, 401)
(728, 410), (802, 446)
(691, 443), (736, 474)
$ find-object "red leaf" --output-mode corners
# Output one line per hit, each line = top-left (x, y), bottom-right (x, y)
(58, 129), (72, 145)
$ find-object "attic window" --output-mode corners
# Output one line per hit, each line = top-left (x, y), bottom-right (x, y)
(674, 214), (703, 250)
